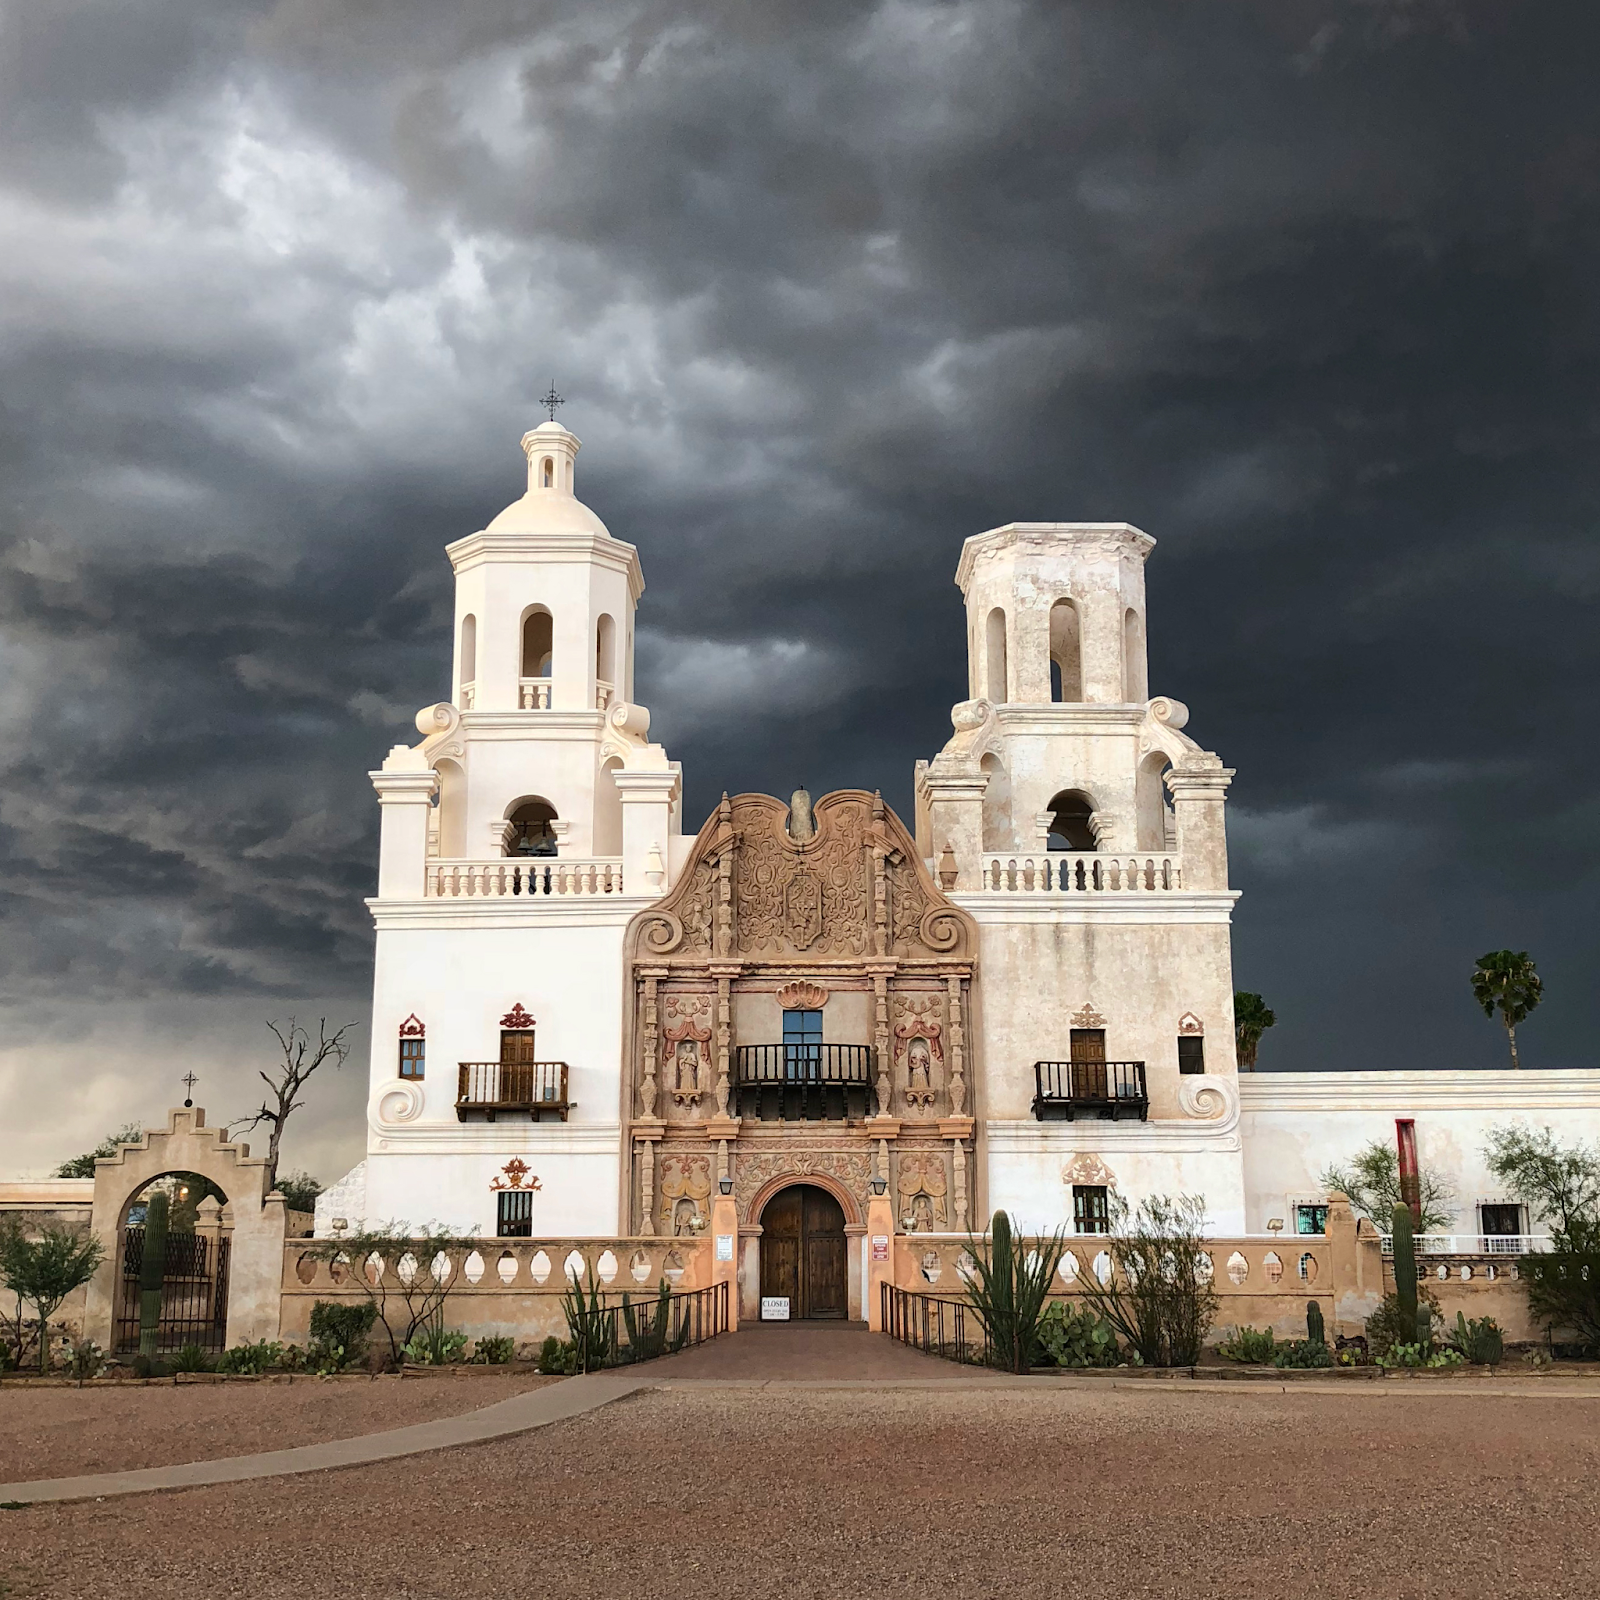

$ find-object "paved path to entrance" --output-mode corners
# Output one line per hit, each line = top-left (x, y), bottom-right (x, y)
(655, 1319), (1018, 1383)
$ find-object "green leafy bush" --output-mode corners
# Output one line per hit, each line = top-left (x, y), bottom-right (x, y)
(172, 1343), (212, 1373)
(1273, 1339), (1333, 1369)
(472, 1335), (516, 1365)
(1377, 1342), (1465, 1369)
(1036, 1302), (1120, 1367)
(1364, 1287), (1442, 1359)
(1216, 1326), (1277, 1363)
(402, 1325), (468, 1366)
(217, 1340), (286, 1375)
(309, 1300), (378, 1365)
(538, 1335), (578, 1374)
(1521, 1249), (1600, 1353)
(1447, 1313), (1504, 1366)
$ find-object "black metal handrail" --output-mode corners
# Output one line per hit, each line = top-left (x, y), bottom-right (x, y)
(733, 1043), (875, 1085)
(881, 1283), (990, 1366)
(1032, 1059), (1148, 1121)
(568, 1281), (729, 1371)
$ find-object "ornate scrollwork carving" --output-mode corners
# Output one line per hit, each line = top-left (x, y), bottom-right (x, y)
(370, 1079), (425, 1127)
(1177, 1076), (1239, 1123)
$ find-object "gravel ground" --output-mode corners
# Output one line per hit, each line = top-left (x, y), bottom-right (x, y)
(2, 1383), (1595, 1599)
(0, 1373), (557, 1479)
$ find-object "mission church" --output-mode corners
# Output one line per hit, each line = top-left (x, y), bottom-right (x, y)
(316, 415), (1598, 1322)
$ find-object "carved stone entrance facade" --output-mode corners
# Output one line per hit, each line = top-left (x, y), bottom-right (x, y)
(624, 788), (978, 1320)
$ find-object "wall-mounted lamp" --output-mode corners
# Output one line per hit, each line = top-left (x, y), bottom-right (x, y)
(869, 1176), (887, 1196)
(718, 1175), (733, 1195)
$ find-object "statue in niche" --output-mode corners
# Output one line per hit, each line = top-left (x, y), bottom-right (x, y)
(893, 998), (944, 1116)
(896, 1153), (948, 1229)
(672, 1038), (700, 1096)
(661, 999), (712, 1108)
(787, 786), (816, 844)
(907, 1036), (933, 1095)
(659, 1154), (712, 1234)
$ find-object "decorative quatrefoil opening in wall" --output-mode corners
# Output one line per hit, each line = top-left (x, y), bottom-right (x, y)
(500, 1003), (536, 1029)
(398, 1013), (425, 1037)
(775, 980), (829, 1010)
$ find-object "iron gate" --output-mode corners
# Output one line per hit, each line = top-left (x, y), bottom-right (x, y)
(113, 1227), (231, 1353)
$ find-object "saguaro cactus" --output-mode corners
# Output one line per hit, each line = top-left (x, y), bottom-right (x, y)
(1306, 1300), (1326, 1346)
(137, 1189), (170, 1359)
(1391, 1202), (1418, 1347)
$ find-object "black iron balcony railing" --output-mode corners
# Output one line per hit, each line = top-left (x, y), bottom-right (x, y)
(1031, 1060), (1148, 1122)
(456, 1061), (570, 1122)
(733, 1044), (876, 1122)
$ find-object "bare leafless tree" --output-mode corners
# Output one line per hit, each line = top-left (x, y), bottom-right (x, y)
(233, 1018), (356, 1194)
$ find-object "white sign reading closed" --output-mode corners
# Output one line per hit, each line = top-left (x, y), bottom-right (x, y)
(760, 1296), (791, 1321)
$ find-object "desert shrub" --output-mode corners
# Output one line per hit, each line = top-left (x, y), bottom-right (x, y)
(1216, 1326), (1277, 1363)
(310, 1300), (378, 1360)
(1447, 1313), (1504, 1366)
(67, 1337), (105, 1385)
(560, 1265), (619, 1373)
(1364, 1287), (1442, 1358)
(172, 1343), (212, 1373)
(1273, 1339), (1333, 1369)
(1377, 1343), (1464, 1370)
(1036, 1302), (1120, 1368)
(961, 1212), (1068, 1372)
(472, 1335), (516, 1365)
(538, 1335), (577, 1375)
(402, 1325), (468, 1366)
(217, 1340), (286, 1375)
(1520, 1249), (1600, 1353)
(1074, 1195), (1218, 1368)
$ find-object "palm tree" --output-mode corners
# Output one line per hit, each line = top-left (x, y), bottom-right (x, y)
(1471, 950), (1542, 1069)
(1233, 992), (1276, 1071)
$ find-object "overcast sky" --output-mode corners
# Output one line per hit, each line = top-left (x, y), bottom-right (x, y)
(1, 0), (1595, 1184)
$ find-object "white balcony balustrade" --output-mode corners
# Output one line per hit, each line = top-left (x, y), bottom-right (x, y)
(980, 853), (1183, 892)
(425, 858), (624, 899)
(596, 679), (615, 711)
(460, 682), (476, 710)
(518, 677), (552, 710)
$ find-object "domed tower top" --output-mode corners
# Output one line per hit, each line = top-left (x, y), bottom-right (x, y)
(485, 420), (610, 538)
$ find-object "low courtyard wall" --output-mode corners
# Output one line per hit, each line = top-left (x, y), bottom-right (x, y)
(886, 1196), (1545, 1345)
(279, 1235), (715, 1347)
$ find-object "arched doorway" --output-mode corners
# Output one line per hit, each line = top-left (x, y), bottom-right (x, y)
(759, 1184), (847, 1320)
(113, 1173), (232, 1355)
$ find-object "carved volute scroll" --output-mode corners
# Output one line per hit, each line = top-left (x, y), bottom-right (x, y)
(627, 790), (976, 965)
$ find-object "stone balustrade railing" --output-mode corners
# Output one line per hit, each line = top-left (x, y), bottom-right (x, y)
(285, 1236), (711, 1298)
(425, 858), (625, 898)
(980, 853), (1182, 892)
(894, 1233), (1332, 1301)
(281, 1235), (714, 1346)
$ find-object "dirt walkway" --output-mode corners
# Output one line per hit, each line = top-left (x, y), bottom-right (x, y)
(4, 1382), (1596, 1599)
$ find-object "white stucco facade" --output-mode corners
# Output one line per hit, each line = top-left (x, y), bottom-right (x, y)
(316, 421), (1599, 1272)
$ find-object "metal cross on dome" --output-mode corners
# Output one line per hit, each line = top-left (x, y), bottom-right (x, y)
(181, 1070), (198, 1108)
(539, 382), (565, 421)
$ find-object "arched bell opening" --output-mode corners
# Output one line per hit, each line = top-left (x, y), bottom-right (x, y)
(1045, 788), (1097, 852)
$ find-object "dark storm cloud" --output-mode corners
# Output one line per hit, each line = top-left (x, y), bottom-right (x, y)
(2, 0), (1597, 1170)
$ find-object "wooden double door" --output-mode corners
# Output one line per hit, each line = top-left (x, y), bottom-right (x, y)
(759, 1184), (848, 1319)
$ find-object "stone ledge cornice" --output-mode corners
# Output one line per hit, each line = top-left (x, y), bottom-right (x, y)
(1238, 1069), (1600, 1113)
(950, 892), (1238, 926)
(956, 522), (1154, 590)
(367, 1122), (624, 1155)
(984, 1118), (1241, 1155)
(367, 896), (661, 930)
(445, 529), (644, 601)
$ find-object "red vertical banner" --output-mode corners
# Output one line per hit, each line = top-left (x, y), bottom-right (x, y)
(1396, 1118), (1421, 1229)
